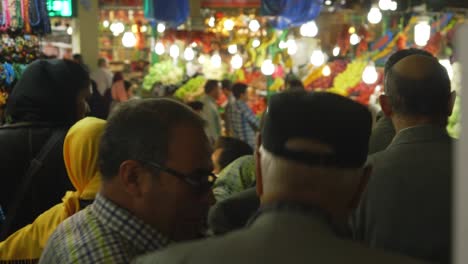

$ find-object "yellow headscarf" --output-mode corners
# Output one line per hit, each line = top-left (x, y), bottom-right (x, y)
(0, 117), (106, 262)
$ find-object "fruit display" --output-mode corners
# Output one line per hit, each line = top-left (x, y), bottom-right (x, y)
(302, 65), (324, 87)
(307, 60), (348, 91)
(328, 60), (367, 96)
(269, 77), (285, 92)
(143, 60), (184, 91)
(174, 76), (206, 101)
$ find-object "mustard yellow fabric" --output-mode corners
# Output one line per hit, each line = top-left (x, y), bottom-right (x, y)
(0, 117), (106, 262)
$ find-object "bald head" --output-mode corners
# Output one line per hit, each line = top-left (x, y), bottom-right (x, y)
(385, 54), (451, 118)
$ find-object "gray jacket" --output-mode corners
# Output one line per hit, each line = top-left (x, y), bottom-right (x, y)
(136, 210), (430, 264)
(352, 125), (453, 263)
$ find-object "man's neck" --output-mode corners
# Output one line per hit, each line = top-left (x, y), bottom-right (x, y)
(392, 115), (446, 133)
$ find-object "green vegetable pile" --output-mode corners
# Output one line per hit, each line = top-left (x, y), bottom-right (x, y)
(143, 60), (184, 91)
(174, 76), (206, 100)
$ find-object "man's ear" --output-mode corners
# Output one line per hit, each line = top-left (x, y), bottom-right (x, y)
(448, 91), (457, 116)
(255, 134), (263, 197)
(347, 165), (372, 210)
(118, 160), (147, 198)
(379, 95), (392, 117)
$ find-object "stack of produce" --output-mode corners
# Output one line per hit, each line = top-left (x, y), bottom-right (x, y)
(328, 60), (367, 96)
(143, 60), (184, 91)
(307, 60), (348, 91)
(174, 76), (206, 101)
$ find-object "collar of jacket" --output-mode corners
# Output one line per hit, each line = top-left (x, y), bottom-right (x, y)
(389, 125), (451, 147)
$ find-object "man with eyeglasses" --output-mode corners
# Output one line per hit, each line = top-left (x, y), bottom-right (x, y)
(39, 99), (215, 264)
(136, 92), (428, 264)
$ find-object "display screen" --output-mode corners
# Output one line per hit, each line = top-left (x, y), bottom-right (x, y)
(47, 0), (75, 17)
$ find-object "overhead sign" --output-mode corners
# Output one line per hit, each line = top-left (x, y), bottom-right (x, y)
(47, 0), (75, 17)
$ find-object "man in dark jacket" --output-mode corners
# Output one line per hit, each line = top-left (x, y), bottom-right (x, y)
(0, 59), (90, 238)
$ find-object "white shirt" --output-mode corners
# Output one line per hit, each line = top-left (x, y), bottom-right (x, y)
(91, 68), (113, 96)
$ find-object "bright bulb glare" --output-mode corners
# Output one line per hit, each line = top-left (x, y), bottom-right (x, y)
(261, 59), (275, 76)
(252, 39), (261, 48)
(224, 19), (235, 31)
(131, 24), (138, 33)
(300, 20), (318, 37)
(211, 53), (222, 68)
(362, 63), (379, 84)
(333, 46), (340, 56)
(249, 19), (261, 32)
(310, 50), (326, 67)
(367, 7), (383, 24)
(414, 21), (431, 47)
(141, 25), (148, 33)
(389, 1), (397, 11)
(157, 23), (166, 33)
(231, 54), (243, 69)
(350, 33), (361, 45)
(287, 39), (298, 55)
(66, 26), (73, 35)
(378, 0), (392, 10)
(208, 17), (215, 27)
(103, 20), (110, 28)
(325, 0), (332, 5)
(110, 22), (125, 35)
(228, 44), (237, 54)
(348, 26), (356, 34)
(439, 59), (454, 80)
(322, 65), (331, 76)
(155, 42), (165, 55)
(169, 44), (180, 59)
(198, 55), (206, 64)
(184, 47), (195, 61)
(279, 40), (287, 49)
(122, 32), (137, 48)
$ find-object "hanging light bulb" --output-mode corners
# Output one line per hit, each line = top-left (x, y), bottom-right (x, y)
(224, 19), (235, 31)
(367, 6), (383, 24)
(348, 26), (356, 34)
(325, 0), (332, 5)
(122, 31), (137, 48)
(414, 20), (431, 47)
(191, 42), (197, 47)
(333, 46), (341, 56)
(211, 52), (222, 68)
(439, 59), (454, 80)
(287, 39), (298, 55)
(228, 44), (237, 54)
(279, 40), (287, 49)
(131, 24), (139, 33)
(141, 25), (148, 33)
(103, 20), (110, 28)
(231, 54), (243, 69)
(249, 19), (260, 32)
(208, 16), (215, 28)
(198, 55), (206, 64)
(322, 65), (331, 76)
(310, 49), (326, 67)
(154, 41), (165, 55)
(261, 59), (275, 76)
(184, 47), (195, 61)
(350, 33), (361, 45)
(157, 23), (166, 33)
(362, 62), (379, 84)
(252, 38), (261, 48)
(169, 44), (180, 59)
(389, 1), (398, 11)
(110, 22), (125, 36)
(378, 0), (392, 10)
(66, 26), (73, 35)
(300, 20), (318, 37)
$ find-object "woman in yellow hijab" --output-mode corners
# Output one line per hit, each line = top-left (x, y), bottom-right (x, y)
(0, 117), (106, 263)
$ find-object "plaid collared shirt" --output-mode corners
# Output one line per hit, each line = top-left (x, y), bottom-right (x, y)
(39, 194), (170, 264)
(230, 100), (259, 148)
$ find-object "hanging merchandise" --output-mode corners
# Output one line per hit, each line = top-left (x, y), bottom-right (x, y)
(29, 0), (52, 34)
(143, 0), (189, 27)
(260, 0), (322, 29)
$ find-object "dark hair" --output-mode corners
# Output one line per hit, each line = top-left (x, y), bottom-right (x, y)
(5, 59), (90, 125)
(98, 58), (107, 67)
(286, 79), (305, 92)
(232, 83), (248, 99)
(113, 72), (124, 83)
(99, 98), (205, 180)
(204, 80), (220, 94)
(214, 137), (253, 171)
(221, 79), (232, 91)
(384, 48), (433, 75)
(187, 101), (204, 111)
(385, 58), (451, 117)
(73, 54), (83, 63)
(123, 80), (132, 92)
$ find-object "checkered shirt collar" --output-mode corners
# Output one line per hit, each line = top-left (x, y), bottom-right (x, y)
(92, 193), (171, 252)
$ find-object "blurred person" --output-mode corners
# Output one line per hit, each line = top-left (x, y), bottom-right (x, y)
(39, 99), (215, 263)
(230, 83), (260, 148)
(369, 48), (434, 154)
(90, 58), (113, 96)
(285, 79), (305, 92)
(200, 80), (222, 145)
(352, 55), (455, 263)
(72, 54), (89, 72)
(187, 101), (204, 114)
(0, 117), (105, 262)
(0, 59), (90, 239)
(87, 80), (111, 119)
(221, 79), (234, 136)
(111, 72), (131, 103)
(212, 137), (253, 174)
(136, 92), (427, 264)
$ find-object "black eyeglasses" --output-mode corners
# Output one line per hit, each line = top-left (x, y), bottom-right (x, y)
(142, 160), (216, 193)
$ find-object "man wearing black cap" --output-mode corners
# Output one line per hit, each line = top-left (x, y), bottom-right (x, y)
(135, 92), (427, 264)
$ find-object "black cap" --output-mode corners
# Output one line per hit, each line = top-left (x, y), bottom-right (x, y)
(262, 92), (372, 168)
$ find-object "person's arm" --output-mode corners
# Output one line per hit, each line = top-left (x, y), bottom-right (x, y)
(239, 103), (259, 130)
